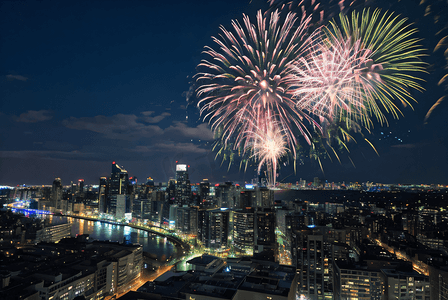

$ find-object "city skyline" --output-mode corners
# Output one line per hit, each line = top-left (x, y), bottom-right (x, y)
(1, 0), (447, 186)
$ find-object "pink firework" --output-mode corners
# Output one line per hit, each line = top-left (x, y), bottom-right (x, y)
(245, 116), (288, 187)
(195, 9), (320, 153)
(288, 33), (378, 128)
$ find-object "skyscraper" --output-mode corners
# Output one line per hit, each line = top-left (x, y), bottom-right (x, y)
(199, 179), (210, 203)
(51, 178), (63, 210)
(175, 163), (191, 206)
(108, 161), (129, 216)
(254, 208), (277, 259)
(98, 177), (108, 213)
(200, 208), (229, 251)
(233, 208), (254, 256)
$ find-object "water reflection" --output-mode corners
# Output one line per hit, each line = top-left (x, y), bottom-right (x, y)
(46, 216), (176, 259)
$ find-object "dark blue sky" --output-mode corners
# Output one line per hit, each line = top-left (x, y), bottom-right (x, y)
(1, 0), (447, 186)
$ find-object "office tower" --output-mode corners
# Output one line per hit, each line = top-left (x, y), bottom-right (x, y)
(176, 206), (198, 234)
(429, 265), (448, 300)
(150, 191), (165, 224)
(116, 194), (127, 220)
(200, 208), (229, 250)
(333, 262), (384, 300)
(254, 208), (276, 260)
(256, 187), (274, 208)
(381, 267), (430, 299)
(98, 177), (108, 213)
(51, 178), (63, 210)
(295, 226), (334, 299)
(175, 164), (191, 206)
(199, 179), (210, 202)
(233, 208), (254, 256)
(108, 161), (129, 216)
(239, 189), (257, 209)
(78, 179), (85, 196)
(215, 182), (233, 208)
(167, 178), (176, 204)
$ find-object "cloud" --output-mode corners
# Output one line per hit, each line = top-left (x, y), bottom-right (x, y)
(165, 122), (213, 140)
(17, 110), (52, 123)
(6, 74), (28, 81)
(62, 113), (213, 141)
(141, 111), (155, 116)
(63, 114), (164, 140)
(141, 111), (171, 124)
(0, 150), (92, 160)
(130, 142), (209, 154)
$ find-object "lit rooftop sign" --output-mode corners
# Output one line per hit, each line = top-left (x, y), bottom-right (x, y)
(176, 164), (187, 172)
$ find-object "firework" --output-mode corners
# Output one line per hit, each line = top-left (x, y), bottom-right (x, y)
(246, 115), (289, 187)
(195, 9), (320, 155)
(323, 8), (427, 125)
(289, 33), (376, 128)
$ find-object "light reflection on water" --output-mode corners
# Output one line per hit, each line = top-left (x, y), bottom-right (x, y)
(47, 216), (176, 259)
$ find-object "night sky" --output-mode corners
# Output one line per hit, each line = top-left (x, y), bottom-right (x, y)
(1, 0), (447, 186)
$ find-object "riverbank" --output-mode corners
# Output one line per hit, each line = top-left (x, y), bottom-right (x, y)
(63, 214), (190, 262)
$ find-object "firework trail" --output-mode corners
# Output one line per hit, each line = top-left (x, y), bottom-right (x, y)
(195, 9), (320, 157)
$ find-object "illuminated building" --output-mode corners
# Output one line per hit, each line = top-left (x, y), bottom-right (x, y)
(108, 161), (129, 216)
(35, 223), (71, 243)
(256, 187), (274, 208)
(254, 208), (276, 259)
(233, 208), (254, 256)
(200, 208), (229, 250)
(175, 163), (191, 206)
(429, 265), (448, 300)
(381, 268), (430, 299)
(333, 262), (384, 300)
(295, 226), (334, 299)
(176, 206), (198, 235)
(239, 189), (256, 209)
(78, 179), (84, 196)
(199, 179), (210, 202)
(215, 182), (236, 208)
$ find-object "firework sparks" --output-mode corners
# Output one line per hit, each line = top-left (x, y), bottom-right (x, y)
(246, 116), (289, 187)
(195, 9), (320, 154)
(324, 8), (427, 125)
(289, 33), (376, 128)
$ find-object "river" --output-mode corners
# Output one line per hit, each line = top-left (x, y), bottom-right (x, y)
(46, 215), (176, 260)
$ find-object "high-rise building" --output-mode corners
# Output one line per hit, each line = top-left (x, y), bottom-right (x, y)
(254, 208), (276, 259)
(176, 206), (198, 235)
(98, 177), (108, 213)
(381, 267), (430, 299)
(256, 187), (274, 208)
(78, 179), (85, 196)
(199, 179), (210, 203)
(239, 189), (256, 209)
(175, 163), (191, 206)
(333, 262), (384, 300)
(200, 208), (229, 251)
(51, 178), (63, 210)
(108, 161), (129, 216)
(295, 226), (334, 299)
(233, 208), (254, 256)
